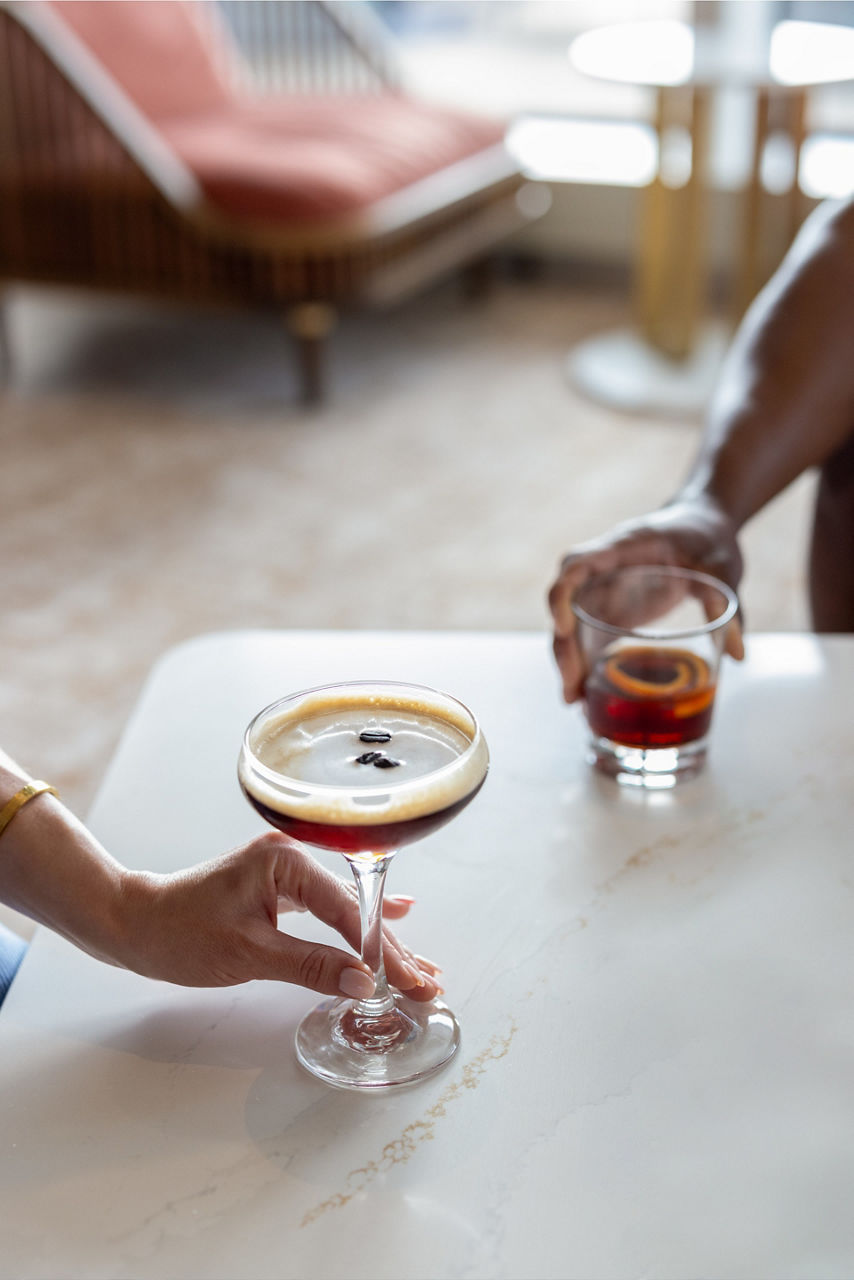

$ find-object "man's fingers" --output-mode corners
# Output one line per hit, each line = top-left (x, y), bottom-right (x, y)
(553, 634), (586, 704)
(725, 616), (745, 660)
(549, 525), (694, 645)
(549, 539), (648, 639)
(548, 561), (589, 638)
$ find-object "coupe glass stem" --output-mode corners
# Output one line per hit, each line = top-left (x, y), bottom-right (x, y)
(350, 853), (396, 1018)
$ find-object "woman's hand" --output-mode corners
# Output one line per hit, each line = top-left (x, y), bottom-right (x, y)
(548, 497), (745, 703)
(0, 759), (442, 1002)
(112, 833), (442, 1001)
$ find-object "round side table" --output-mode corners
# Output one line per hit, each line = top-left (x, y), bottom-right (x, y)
(567, 17), (854, 416)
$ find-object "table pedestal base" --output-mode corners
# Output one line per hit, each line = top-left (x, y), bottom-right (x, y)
(566, 322), (729, 418)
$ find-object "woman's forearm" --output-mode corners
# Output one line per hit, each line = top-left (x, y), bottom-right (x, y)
(0, 754), (133, 965)
(0, 750), (442, 997)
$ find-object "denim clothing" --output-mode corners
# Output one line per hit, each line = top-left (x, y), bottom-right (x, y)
(0, 922), (26, 1008)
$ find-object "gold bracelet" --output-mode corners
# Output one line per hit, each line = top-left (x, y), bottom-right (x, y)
(0, 782), (59, 842)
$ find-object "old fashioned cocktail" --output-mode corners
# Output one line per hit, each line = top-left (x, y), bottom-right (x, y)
(572, 566), (737, 787)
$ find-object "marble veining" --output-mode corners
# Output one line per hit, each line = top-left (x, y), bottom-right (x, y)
(301, 1021), (518, 1228)
(3, 633), (854, 1280)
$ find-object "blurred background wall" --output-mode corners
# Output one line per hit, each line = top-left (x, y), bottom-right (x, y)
(2, 0), (852, 845)
(365, 0), (854, 283)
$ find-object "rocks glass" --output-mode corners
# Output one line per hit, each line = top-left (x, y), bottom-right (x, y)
(572, 565), (738, 788)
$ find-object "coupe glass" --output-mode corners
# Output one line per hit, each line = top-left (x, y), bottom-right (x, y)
(238, 680), (489, 1091)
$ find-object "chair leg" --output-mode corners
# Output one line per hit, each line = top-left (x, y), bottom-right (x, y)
(286, 303), (337, 405)
(461, 255), (494, 301)
(0, 288), (12, 386)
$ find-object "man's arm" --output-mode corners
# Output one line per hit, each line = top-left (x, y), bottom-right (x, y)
(550, 195), (854, 701)
(680, 195), (854, 526)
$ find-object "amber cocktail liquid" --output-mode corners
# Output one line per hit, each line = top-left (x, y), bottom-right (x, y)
(584, 645), (715, 749)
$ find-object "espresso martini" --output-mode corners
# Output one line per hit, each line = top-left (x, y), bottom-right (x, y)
(239, 685), (488, 855)
(239, 680), (489, 1090)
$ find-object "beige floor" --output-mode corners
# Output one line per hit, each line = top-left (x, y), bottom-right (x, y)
(1, 274), (813, 837)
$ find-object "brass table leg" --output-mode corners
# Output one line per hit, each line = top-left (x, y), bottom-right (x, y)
(636, 85), (712, 361)
(734, 87), (808, 320)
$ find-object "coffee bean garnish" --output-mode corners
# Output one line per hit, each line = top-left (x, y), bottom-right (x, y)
(355, 751), (402, 769)
(359, 729), (392, 743)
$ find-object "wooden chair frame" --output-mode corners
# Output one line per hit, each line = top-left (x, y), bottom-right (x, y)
(0, 0), (535, 401)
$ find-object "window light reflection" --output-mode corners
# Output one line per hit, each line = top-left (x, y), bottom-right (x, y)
(570, 20), (694, 87)
(800, 135), (854, 199)
(507, 117), (657, 187)
(507, 119), (854, 201)
(769, 20), (854, 87)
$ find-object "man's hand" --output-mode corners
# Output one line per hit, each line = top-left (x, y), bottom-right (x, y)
(548, 498), (745, 703)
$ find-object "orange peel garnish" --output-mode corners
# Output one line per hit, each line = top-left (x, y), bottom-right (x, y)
(672, 687), (715, 718)
(603, 648), (709, 701)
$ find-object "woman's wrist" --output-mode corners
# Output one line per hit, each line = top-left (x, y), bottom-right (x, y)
(0, 787), (136, 967)
(106, 869), (164, 975)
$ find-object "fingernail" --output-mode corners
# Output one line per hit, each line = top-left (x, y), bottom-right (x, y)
(387, 894), (416, 905)
(339, 967), (376, 998)
(414, 954), (442, 974)
(403, 962), (427, 989)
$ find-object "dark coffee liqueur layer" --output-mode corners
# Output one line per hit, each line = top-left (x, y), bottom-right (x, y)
(244, 782), (485, 853)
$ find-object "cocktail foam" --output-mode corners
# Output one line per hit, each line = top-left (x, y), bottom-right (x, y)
(240, 687), (488, 825)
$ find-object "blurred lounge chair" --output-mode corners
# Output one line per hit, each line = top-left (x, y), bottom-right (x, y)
(0, 0), (539, 402)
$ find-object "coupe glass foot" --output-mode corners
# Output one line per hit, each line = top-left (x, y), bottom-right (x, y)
(295, 994), (460, 1091)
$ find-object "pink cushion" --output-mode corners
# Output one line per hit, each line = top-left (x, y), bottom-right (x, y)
(159, 96), (506, 224)
(45, 0), (232, 119)
(44, 1), (506, 227)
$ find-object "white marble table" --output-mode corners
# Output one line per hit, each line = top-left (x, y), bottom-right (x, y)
(2, 630), (854, 1280)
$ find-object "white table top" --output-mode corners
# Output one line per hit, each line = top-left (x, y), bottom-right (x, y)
(570, 18), (854, 90)
(2, 630), (854, 1280)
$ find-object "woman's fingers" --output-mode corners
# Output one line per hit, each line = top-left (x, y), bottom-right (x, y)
(253, 931), (377, 997)
(382, 894), (416, 920)
(273, 842), (442, 1000)
(380, 920), (444, 1000)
